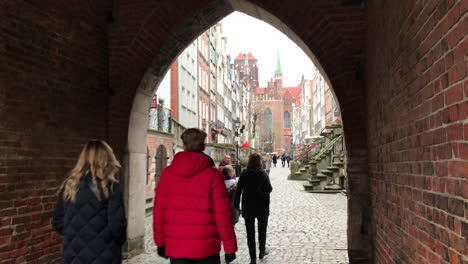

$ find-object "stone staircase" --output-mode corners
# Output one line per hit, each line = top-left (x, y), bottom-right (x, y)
(298, 125), (346, 193)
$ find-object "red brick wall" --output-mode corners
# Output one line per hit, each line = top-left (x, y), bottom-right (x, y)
(0, 1), (109, 263)
(367, 0), (467, 263)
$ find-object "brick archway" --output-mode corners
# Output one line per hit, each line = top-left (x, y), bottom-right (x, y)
(120, 0), (371, 261)
(7, 0), (464, 263)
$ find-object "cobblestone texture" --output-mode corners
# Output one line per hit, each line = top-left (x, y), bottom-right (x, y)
(124, 166), (349, 264)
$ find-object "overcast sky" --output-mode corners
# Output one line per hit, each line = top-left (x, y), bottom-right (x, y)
(157, 12), (317, 103)
(221, 12), (316, 88)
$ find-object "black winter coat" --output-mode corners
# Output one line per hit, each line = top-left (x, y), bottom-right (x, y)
(234, 167), (272, 218)
(52, 175), (127, 264)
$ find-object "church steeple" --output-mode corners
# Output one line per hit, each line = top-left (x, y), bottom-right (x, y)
(274, 49), (282, 75)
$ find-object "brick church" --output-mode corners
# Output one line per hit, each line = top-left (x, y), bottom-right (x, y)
(234, 51), (300, 154)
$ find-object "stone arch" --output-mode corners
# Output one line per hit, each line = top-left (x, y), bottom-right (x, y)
(119, 0), (370, 261)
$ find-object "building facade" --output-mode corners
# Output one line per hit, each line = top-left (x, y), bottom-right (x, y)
(170, 40), (199, 128)
(250, 51), (301, 154)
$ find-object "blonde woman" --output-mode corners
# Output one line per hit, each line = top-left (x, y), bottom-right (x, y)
(52, 140), (127, 264)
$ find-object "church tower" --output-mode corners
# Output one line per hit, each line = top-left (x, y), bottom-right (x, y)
(274, 49), (283, 99)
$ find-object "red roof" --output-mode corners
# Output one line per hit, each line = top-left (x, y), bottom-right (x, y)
(234, 52), (245, 61)
(234, 52), (257, 61)
(247, 52), (257, 61)
(283, 86), (301, 102)
(256, 87), (265, 94)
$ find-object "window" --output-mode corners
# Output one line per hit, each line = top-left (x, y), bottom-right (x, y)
(284, 111), (291, 129)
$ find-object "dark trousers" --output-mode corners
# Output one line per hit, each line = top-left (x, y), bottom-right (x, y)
(170, 255), (220, 264)
(244, 215), (269, 260)
(281, 160), (285, 167)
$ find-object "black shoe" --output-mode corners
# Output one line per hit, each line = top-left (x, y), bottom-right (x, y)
(259, 248), (270, 259)
(250, 259), (257, 264)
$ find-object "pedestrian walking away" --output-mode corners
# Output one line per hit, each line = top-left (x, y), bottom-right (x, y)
(234, 152), (273, 264)
(281, 154), (286, 167)
(153, 128), (237, 264)
(52, 140), (127, 264)
(272, 154), (278, 167)
(262, 153), (272, 175)
(222, 165), (240, 225)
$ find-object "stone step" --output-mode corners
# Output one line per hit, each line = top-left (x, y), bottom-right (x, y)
(308, 179), (321, 184)
(314, 174), (327, 179)
(306, 189), (344, 194)
(327, 166), (340, 171)
(324, 183), (344, 190)
(308, 160), (318, 164)
(333, 162), (345, 167)
(303, 182), (315, 191)
(320, 170), (334, 175)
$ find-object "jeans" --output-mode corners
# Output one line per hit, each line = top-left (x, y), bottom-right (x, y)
(170, 255), (220, 264)
(244, 215), (269, 260)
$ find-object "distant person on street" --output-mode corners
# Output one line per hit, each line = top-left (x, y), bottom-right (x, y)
(286, 153), (291, 167)
(218, 155), (233, 176)
(153, 128), (237, 264)
(52, 140), (127, 264)
(234, 152), (273, 264)
(281, 154), (286, 167)
(272, 154), (278, 167)
(262, 153), (272, 174)
(222, 165), (240, 225)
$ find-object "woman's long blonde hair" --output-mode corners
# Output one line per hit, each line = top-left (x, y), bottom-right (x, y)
(61, 140), (121, 202)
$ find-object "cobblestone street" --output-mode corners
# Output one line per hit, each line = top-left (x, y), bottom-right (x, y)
(125, 166), (349, 264)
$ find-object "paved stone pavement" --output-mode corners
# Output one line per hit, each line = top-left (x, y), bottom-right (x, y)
(124, 166), (349, 264)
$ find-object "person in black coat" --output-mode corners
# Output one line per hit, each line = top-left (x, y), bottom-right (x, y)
(234, 152), (273, 264)
(52, 140), (127, 264)
(272, 154), (278, 167)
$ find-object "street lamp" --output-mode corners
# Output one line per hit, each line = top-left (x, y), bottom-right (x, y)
(234, 118), (241, 161)
(234, 118), (241, 176)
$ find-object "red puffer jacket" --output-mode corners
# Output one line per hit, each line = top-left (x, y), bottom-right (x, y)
(153, 151), (237, 259)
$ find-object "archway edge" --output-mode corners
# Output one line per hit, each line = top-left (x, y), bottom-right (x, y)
(122, 0), (370, 262)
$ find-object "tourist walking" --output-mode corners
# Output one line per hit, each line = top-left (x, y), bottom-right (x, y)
(281, 154), (286, 167)
(222, 165), (240, 225)
(262, 153), (272, 174)
(52, 140), (127, 264)
(234, 152), (273, 264)
(286, 153), (291, 167)
(153, 128), (237, 264)
(272, 154), (278, 167)
(218, 155), (234, 177)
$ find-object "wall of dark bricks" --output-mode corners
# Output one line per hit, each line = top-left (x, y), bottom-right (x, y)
(0, 1), (110, 263)
(0, 0), (465, 263)
(367, 0), (467, 263)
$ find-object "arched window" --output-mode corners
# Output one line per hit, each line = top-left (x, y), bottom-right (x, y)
(284, 111), (291, 129)
(154, 145), (169, 185)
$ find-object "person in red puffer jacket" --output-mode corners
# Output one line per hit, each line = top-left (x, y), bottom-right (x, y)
(153, 128), (237, 264)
